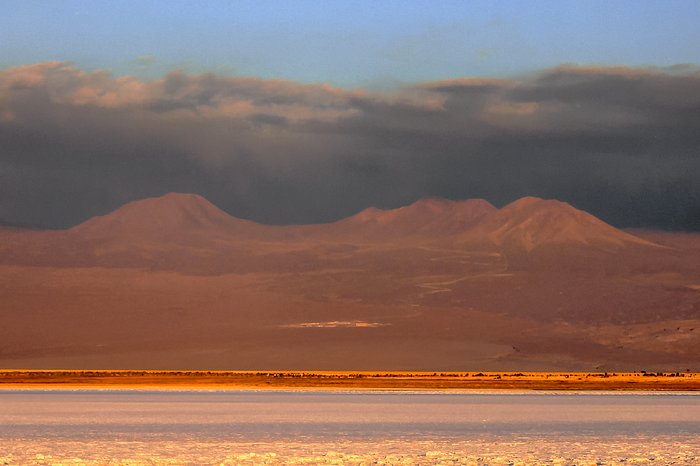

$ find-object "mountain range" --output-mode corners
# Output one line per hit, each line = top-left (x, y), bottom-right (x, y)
(1, 193), (698, 371)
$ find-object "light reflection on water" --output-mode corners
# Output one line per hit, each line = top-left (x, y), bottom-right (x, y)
(0, 390), (698, 464)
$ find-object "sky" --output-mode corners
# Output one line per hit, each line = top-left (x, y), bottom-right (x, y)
(3, 1), (700, 87)
(1, 1), (700, 229)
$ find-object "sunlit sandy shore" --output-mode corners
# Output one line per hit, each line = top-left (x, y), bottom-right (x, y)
(1, 370), (698, 390)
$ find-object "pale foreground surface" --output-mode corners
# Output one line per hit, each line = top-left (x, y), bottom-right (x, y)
(0, 390), (697, 465)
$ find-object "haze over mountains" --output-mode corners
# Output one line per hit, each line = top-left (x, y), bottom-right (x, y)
(1, 193), (699, 370)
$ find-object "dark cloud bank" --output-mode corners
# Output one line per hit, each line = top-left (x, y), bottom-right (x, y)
(1, 62), (699, 230)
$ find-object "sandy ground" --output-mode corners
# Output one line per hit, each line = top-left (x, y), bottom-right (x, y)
(1, 370), (698, 391)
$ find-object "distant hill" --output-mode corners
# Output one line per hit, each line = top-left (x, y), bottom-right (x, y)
(473, 196), (653, 250)
(324, 197), (496, 239)
(70, 193), (263, 241)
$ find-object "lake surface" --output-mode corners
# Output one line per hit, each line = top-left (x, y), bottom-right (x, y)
(0, 390), (698, 464)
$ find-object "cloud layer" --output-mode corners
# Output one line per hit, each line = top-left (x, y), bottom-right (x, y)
(1, 62), (699, 229)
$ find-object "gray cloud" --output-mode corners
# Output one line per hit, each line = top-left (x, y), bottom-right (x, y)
(0, 62), (699, 230)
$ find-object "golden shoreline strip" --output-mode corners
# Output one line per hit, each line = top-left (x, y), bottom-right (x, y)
(0, 370), (698, 391)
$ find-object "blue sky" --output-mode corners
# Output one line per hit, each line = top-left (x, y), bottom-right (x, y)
(2, 0), (700, 87)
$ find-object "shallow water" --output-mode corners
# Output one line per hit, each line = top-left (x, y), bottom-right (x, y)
(0, 390), (698, 464)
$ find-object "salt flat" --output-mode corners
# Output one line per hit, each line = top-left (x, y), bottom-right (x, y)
(0, 390), (697, 465)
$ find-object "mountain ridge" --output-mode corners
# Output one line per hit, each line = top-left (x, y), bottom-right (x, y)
(327, 197), (497, 239)
(3, 192), (658, 250)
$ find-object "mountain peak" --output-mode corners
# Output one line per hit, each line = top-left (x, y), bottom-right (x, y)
(473, 196), (654, 251)
(404, 196), (454, 211)
(157, 191), (209, 203)
(501, 196), (577, 212)
(507, 195), (544, 206)
(335, 197), (497, 238)
(70, 192), (255, 239)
